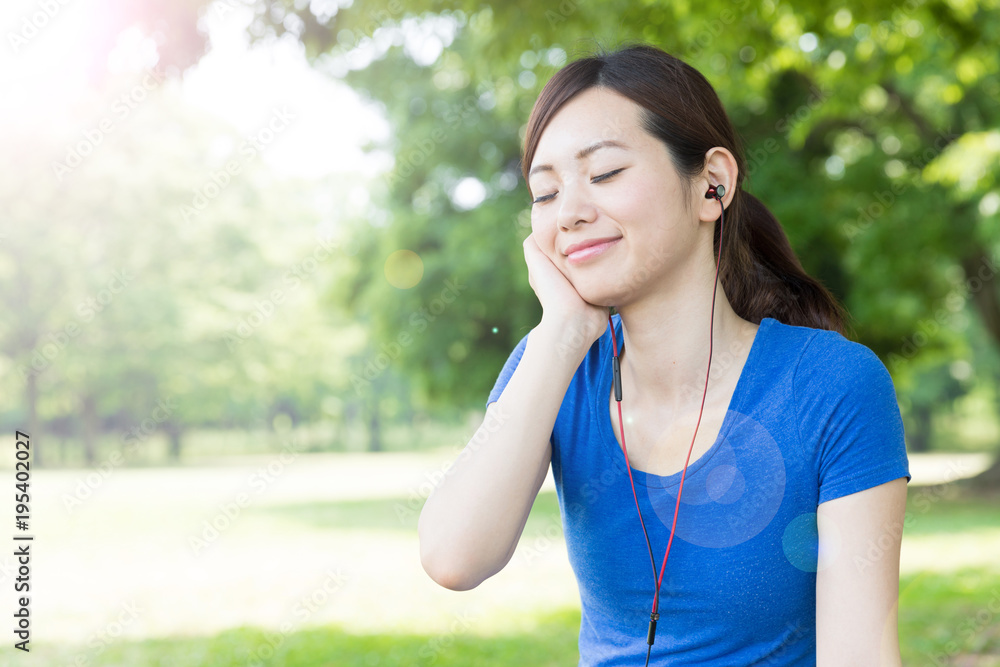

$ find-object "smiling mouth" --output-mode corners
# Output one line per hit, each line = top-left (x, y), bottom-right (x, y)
(566, 238), (621, 264)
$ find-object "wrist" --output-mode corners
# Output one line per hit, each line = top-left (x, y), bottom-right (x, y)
(534, 316), (601, 366)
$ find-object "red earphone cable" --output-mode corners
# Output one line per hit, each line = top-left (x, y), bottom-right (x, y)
(609, 324), (659, 588)
(608, 190), (726, 655)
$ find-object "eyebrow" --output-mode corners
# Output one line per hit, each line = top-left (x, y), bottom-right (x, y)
(528, 139), (630, 179)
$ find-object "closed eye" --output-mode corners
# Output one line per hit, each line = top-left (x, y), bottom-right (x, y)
(531, 168), (627, 205)
(592, 167), (626, 183)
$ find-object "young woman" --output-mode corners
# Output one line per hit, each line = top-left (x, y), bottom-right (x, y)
(418, 43), (910, 666)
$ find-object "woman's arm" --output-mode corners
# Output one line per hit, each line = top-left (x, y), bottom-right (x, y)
(417, 320), (590, 591)
(816, 476), (908, 666)
(419, 235), (609, 591)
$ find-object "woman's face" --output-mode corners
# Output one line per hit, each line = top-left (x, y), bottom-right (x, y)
(527, 87), (706, 308)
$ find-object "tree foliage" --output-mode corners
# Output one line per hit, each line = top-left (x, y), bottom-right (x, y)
(5, 0), (999, 467)
(247, 0), (1000, 410)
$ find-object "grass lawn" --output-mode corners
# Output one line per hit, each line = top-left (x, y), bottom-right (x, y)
(2, 451), (997, 666)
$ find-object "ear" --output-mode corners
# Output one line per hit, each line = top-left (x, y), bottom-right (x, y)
(697, 147), (739, 223)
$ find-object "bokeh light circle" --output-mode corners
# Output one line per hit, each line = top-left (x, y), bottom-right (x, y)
(384, 250), (423, 289)
(782, 513), (819, 572)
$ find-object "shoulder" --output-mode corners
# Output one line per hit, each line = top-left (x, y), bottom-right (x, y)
(761, 319), (909, 503)
(764, 318), (894, 399)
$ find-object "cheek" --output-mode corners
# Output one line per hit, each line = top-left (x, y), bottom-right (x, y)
(530, 210), (556, 249)
(616, 174), (684, 229)
(597, 186), (653, 236)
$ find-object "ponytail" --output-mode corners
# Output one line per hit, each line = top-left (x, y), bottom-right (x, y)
(719, 190), (849, 337)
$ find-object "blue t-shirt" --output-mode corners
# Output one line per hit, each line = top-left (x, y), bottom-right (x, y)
(486, 315), (910, 665)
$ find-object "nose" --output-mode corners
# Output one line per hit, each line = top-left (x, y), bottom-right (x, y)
(556, 181), (598, 230)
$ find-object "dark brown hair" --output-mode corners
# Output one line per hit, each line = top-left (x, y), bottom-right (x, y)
(521, 43), (848, 335)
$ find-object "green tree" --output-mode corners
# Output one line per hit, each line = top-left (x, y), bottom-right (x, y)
(247, 0), (1000, 480)
(0, 73), (363, 463)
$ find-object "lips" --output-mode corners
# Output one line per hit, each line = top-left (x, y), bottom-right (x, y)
(563, 236), (622, 264)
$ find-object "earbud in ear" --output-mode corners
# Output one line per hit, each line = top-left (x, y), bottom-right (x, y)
(705, 184), (726, 200)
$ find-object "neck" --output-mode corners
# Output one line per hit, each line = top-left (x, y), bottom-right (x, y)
(615, 252), (757, 414)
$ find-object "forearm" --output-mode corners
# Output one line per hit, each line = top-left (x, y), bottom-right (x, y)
(418, 321), (588, 590)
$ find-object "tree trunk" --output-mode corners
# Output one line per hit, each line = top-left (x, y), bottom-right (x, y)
(960, 247), (1000, 490)
(165, 422), (182, 462)
(368, 398), (382, 452)
(968, 453), (1000, 495)
(960, 248), (1000, 345)
(906, 404), (932, 453)
(81, 394), (97, 466)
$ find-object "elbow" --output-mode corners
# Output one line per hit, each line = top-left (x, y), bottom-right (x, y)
(418, 511), (490, 591)
(418, 535), (485, 592)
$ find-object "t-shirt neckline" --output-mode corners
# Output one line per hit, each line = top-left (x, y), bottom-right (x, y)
(596, 316), (774, 489)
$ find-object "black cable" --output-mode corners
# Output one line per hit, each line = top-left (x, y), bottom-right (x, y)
(610, 339), (659, 594)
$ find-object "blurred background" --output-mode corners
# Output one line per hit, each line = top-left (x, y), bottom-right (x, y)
(1, 0), (999, 664)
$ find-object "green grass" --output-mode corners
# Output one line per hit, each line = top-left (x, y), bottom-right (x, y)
(15, 454), (1000, 667)
(903, 488), (1000, 535)
(253, 490), (563, 536)
(5, 610), (582, 667)
(16, 563), (1000, 667)
(900, 569), (1000, 664)
(177, 488), (1000, 666)
(897, 486), (1000, 663)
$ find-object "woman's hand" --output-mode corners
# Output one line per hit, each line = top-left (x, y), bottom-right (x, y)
(522, 234), (610, 354)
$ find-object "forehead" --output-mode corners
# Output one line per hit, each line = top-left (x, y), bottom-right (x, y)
(531, 87), (645, 167)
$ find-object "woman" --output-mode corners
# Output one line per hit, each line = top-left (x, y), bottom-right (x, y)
(418, 43), (910, 666)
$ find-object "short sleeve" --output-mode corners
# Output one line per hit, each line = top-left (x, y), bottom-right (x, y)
(486, 332), (530, 408)
(794, 332), (911, 505)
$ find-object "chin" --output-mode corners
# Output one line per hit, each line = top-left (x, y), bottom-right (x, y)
(571, 278), (621, 309)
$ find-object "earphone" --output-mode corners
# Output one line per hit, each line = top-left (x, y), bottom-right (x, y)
(608, 183), (726, 666)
